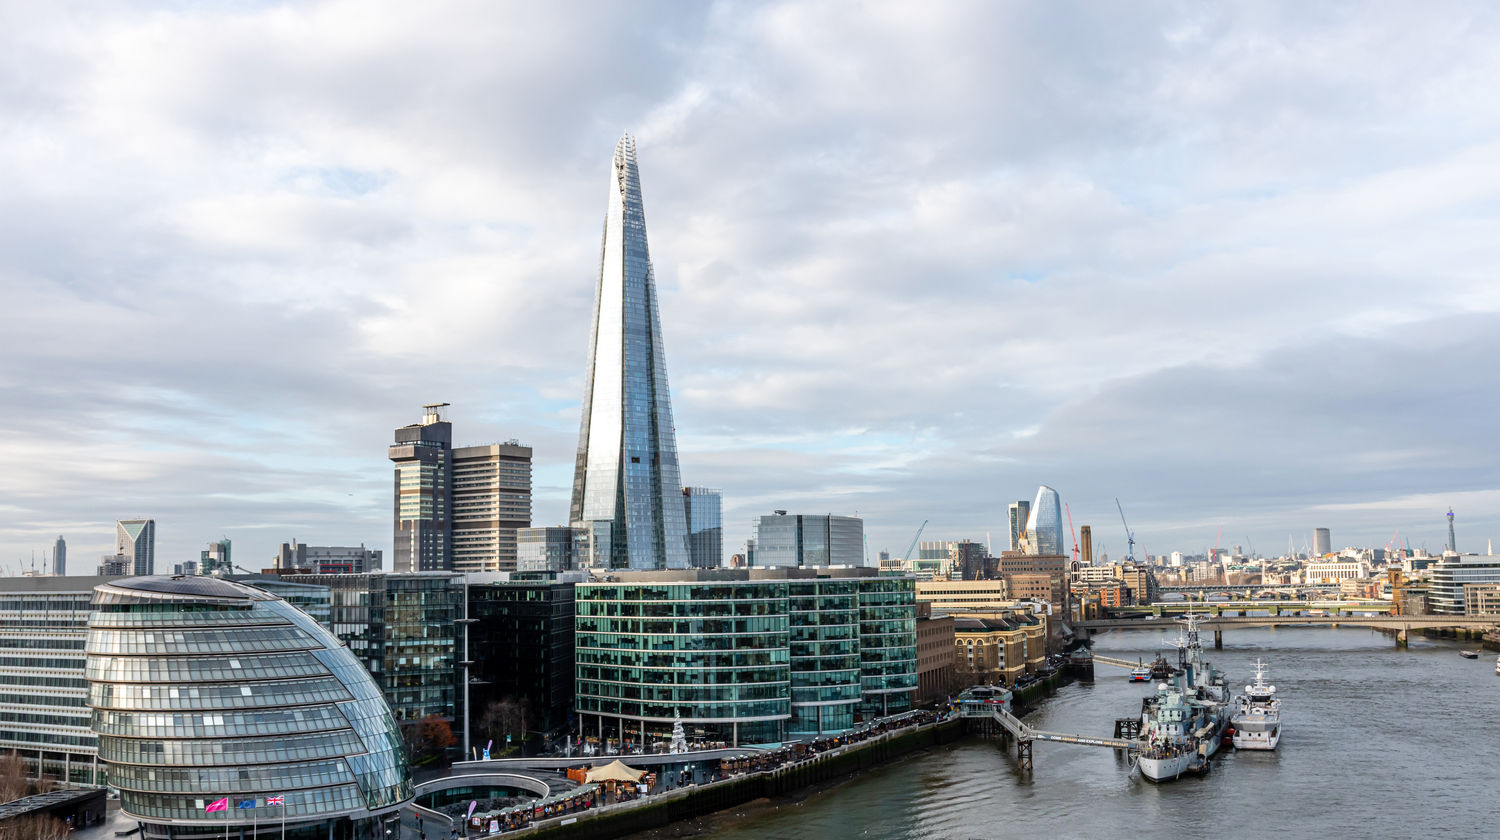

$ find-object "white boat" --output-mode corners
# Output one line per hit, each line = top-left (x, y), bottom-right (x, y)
(1230, 658), (1280, 750)
(1129, 665), (1152, 681)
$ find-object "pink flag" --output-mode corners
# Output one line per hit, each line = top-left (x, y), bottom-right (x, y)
(205, 798), (229, 813)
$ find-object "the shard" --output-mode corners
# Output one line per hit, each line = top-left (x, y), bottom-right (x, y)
(570, 135), (690, 570)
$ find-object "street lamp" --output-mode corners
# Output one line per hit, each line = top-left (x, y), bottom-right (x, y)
(458, 577), (479, 760)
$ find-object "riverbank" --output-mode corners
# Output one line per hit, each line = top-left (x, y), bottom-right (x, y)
(503, 718), (963, 840)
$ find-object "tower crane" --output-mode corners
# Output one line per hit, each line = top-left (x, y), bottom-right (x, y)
(902, 520), (929, 566)
(1116, 498), (1136, 564)
(1065, 503), (1081, 566)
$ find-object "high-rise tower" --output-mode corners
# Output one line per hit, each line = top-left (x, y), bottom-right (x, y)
(115, 519), (155, 576)
(1024, 486), (1064, 556)
(571, 135), (690, 570)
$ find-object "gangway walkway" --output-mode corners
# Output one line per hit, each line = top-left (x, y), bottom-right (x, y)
(1092, 654), (1149, 671)
(958, 697), (1138, 771)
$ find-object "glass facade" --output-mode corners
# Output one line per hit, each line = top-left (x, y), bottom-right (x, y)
(683, 487), (723, 569)
(0, 580), (101, 785)
(570, 135), (691, 571)
(85, 576), (412, 840)
(752, 514), (867, 568)
(788, 579), (861, 736)
(466, 580), (576, 744)
(856, 577), (918, 718)
(1025, 486), (1064, 556)
(575, 570), (917, 746)
(283, 573), (460, 723)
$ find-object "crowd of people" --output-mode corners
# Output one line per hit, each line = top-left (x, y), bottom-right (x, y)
(454, 708), (952, 836)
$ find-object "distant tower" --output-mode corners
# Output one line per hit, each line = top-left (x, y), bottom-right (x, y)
(1007, 501), (1031, 552)
(1079, 525), (1093, 566)
(1447, 508), (1456, 553)
(1313, 527), (1331, 557)
(1023, 486), (1064, 556)
(53, 536), (66, 576)
(115, 519), (155, 576)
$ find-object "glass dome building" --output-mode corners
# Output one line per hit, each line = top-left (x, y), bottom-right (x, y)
(85, 577), (412, 840)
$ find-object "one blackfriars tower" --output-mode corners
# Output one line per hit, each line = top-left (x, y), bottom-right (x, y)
(571, 135), (690, 570)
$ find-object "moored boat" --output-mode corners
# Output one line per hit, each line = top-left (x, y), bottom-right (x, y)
(1460, 650), (1479, 659)
(1230, 658), (1280, 750)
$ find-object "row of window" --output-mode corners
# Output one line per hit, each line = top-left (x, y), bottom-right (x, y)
(99, 729), (366, 767)
(109, 759), (355, 795)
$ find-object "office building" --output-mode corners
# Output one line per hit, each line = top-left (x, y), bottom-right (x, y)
(283, 573), (461, 723)
(86, 576), (411, 840)
(466, 577), (577, 746)
(570, 135), (691, 571)
(199, 537), (232, 575)
(451, 441), (533, 573)
(752, 512), (867, 568)
(1023, 486), (1064, 556)
(389, 404), (454, 572)
(97, 554), (130, 576)
(914, 603), (955, 704)
(516, 527), (578, 574)
(950, 540), (989, 580)
(913, 541), (950, 577)
(115, 519), (155, 576)
(0, 576), (104, 785)
(1427, 554), (1500, 615)
(390, 405), (531, 573)
(274, 541), (383, 575)
(574, 568), (915, 746)
(683, 487), (724, 569)
(1314, 527), (1332, 557)
(1007, 501), (1030, 552)
(916, 580), (1011, 612)
(53, 536), (65, 576)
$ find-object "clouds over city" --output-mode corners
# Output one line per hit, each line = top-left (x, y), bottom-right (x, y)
(2, 0), (1498, 569)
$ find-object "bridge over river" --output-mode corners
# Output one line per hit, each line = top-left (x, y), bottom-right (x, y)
(956, 691), (1136, 771)
(1075, 612), (1500, 647)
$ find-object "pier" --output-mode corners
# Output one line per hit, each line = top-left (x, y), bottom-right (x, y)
(957, 694), (1136, 772)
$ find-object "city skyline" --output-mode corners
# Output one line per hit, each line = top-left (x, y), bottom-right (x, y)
(3, 3), (1500, 570)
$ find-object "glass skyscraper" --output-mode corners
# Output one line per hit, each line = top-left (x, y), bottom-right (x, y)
(1024, 485), (1065, 556)
(683, 487), (723, 569)
(571, 135), (690, 570)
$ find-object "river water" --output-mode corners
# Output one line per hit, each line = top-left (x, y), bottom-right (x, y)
(701, 628), (1500, 840)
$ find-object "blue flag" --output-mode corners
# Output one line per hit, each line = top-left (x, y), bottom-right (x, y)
(238, 800), (256, 809)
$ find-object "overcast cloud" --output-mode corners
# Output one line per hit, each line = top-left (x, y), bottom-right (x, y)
(2, 0), (1498, 572)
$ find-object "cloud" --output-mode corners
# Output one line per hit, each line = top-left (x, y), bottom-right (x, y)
(1, 0), (1499, 570)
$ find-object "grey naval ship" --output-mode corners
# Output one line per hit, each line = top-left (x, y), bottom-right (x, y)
(1135, 613), (1234, 781)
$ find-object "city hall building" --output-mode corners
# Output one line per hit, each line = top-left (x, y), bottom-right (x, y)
(574, 568), (916, 747)
(86, 577), (412, 840)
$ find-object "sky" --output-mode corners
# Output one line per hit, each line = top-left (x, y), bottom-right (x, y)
(2, 0), (1499, 574)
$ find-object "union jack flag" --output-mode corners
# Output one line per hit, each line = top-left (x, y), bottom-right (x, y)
(266, 796), (284, 806)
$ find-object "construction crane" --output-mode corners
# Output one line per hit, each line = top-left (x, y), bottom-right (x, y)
(902, 520), (929, 566)
(1065, 503), (1081, 566)
(1116, 499), (1136, 563)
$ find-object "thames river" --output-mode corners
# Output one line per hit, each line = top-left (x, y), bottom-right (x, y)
(701, 627), (1500, 840)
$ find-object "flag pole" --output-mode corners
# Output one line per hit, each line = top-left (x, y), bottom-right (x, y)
(281, 798), (285, 840)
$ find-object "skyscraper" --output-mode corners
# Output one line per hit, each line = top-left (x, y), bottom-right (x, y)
(451, 441), (532, 572)
(389, 404), (453, 572)
(1024, 486), (1064, 556)
(1007, 501), (1031, 552)
(570, 135), (690, 570)
(1313, 527), (1331, 557)
(683, 487), (723, 568)
(115, 519), (154, 576)
(53, 536), (65, 576)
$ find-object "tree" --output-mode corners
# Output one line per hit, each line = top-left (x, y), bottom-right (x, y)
(478, 696), (533, 752)
(402, 715), (457, 763)
(0, 751), (34, 804)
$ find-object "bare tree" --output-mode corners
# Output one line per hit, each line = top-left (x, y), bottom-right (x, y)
(0, 751), (33, 804)
(6, 815), (69, 840)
